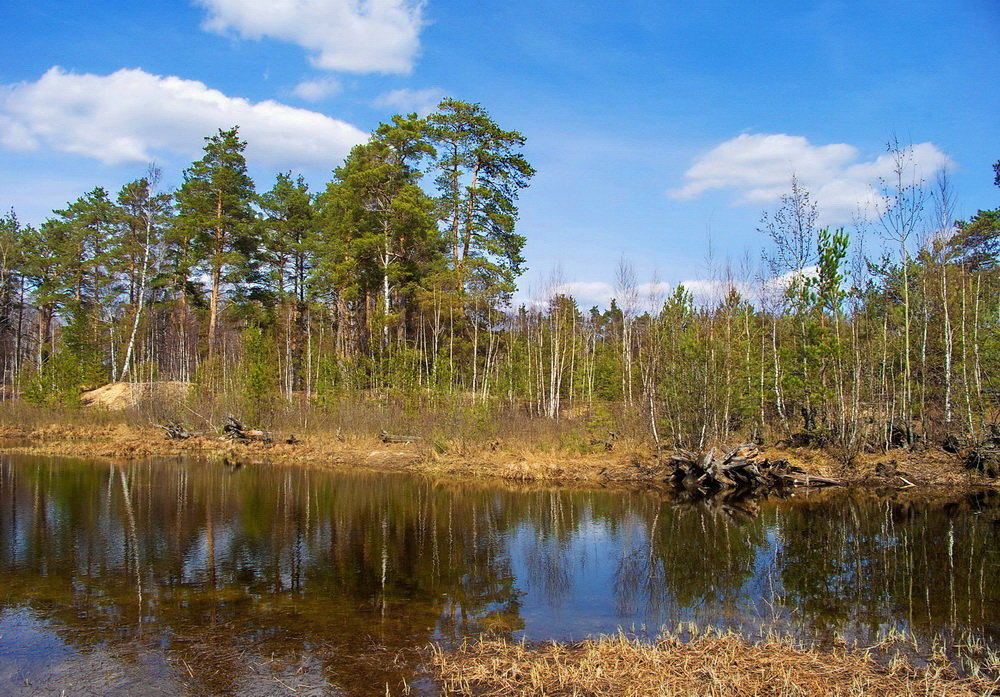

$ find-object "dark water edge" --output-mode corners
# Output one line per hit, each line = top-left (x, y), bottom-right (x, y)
(1, 453), (998, 696)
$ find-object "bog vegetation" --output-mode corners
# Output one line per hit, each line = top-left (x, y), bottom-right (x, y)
(0, 99), (997, 462)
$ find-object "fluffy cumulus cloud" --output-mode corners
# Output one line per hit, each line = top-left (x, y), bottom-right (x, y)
(0, 67), (367, 168)
(374, 87), (446, 116)
(677, 266), (819, 306)
(197, 0), (424, 74)
(550, 281), (614, 307)
(292, 76), (342, 101)
(670, 133), (952, 224)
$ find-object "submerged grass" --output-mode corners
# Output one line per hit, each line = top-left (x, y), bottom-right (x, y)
(430, 629), (1000, 697)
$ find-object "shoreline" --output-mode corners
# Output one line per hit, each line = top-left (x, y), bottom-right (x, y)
(1, 421), (995, 490)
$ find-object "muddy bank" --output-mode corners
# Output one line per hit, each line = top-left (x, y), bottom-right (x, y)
(431, 631), (998, 697)
(0, 422), (995, 488)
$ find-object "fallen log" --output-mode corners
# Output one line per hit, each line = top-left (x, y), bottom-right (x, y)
(774, 474), (843, 488)
(152, 421), (196, 440)
(223, 416), (273, 444)
(379, 430), (421, 444)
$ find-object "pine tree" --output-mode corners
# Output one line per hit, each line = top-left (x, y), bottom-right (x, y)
(259, 172), (316, 391)
(947, 161), (999, 272)
(0, 210), (27, 383)
(427, 99), (534, 299)
(175, 127), (257, 359)
(316, 115), (438, 352)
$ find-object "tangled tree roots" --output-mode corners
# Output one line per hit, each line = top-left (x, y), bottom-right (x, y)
(668, 443), (842, 492)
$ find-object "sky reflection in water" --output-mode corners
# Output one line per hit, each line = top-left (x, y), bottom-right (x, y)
(1, 454), (997, 695)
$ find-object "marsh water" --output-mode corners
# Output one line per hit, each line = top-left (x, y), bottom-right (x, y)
(0, 454), (997, 696)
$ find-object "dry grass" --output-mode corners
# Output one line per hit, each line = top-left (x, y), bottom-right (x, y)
(0, 415), (992, 487)
(764, 444), (993, 488)
(0, 416), (633, 482)
(431, 630), (1000, 697)
(0, 394), (994, 487)
(0, 393), (645, 480)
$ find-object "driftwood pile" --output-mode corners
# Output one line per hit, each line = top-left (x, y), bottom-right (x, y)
(153, 416), (274, 443)
(668, 444), (842, 491)
(152, 420), (198, 440)
(379, 430), (420, 444)
(224, 416), (273, 444)
(967, 436), (1000, 478)
(944, 430), (1000, 478)
(589, 431), (619, 451)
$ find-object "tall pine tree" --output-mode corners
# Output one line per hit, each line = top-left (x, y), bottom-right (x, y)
(175, 127), (256, 359)
(427, 99), (534, 299)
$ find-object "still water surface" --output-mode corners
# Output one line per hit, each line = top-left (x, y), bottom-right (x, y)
(0, 454), (997, 695)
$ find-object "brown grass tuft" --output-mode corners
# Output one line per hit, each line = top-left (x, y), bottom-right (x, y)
(430, 631), (999, 697)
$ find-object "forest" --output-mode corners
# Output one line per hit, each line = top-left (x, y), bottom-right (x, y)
(0, 98), (997, 463)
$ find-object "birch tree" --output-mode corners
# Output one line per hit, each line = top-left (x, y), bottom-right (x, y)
(115, 170), (171, 381)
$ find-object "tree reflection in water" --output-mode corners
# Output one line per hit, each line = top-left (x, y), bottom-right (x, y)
(0, 455), (997, 696)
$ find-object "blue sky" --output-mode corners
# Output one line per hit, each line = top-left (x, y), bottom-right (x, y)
(2, 0), (998, 307)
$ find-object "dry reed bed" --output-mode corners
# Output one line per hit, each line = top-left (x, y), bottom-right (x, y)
(1, 406), (994, 486)
(431, 631), (999, 697)
(0, 421), (642, 481)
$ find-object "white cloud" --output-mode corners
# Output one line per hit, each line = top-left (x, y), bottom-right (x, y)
(292, 76), (342, 101)
(767, 265), (818, 291)
(676, 278), (751, 306)
(374, 87), (446, 116)
(670, 133), (952, 224)
(525, 272), (825, 311)
(0, 67), (367, 168)
(533, 281), (674, 309)
(676, 266), (819, 307)
(636, 281), (673, 302)
(197, 0), (424, 74)
(551, 281), (613, 307)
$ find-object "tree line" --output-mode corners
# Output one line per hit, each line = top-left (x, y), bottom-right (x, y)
(0, 102), (996, 459)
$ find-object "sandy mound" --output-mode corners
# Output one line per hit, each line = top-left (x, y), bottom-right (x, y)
(80, 382), (190, 410)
